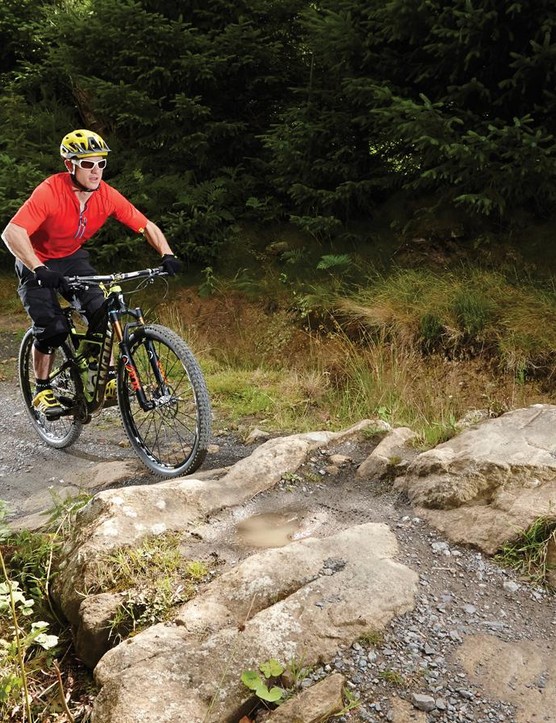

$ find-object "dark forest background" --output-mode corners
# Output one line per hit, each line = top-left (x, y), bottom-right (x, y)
(1, 0), (555, 268)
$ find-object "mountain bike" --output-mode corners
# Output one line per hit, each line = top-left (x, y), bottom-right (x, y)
(18, 267), (212, 478)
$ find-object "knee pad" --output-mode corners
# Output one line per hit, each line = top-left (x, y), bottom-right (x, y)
(34, 331), (68, 355)
(33, 313), (70, 353)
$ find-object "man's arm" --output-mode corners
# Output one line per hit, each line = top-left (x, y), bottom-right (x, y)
(2, 223), (44, 271)
(143, 220), (174, 257)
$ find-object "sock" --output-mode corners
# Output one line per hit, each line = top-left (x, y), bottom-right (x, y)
(35, 378), (51, 393)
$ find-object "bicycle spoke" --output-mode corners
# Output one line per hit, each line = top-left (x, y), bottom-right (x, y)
(118, 325), (211, 476)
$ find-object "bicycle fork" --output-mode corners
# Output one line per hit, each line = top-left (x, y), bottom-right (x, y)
(112, 309), (169, 412)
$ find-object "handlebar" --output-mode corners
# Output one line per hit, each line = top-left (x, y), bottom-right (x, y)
(65, 266), (168, 289)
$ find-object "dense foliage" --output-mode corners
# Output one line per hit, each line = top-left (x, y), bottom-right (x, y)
(1, 0), (555, 265)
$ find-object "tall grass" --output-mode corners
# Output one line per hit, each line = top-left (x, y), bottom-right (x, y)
(160, 265), (552, 443)
(334, 267), (556, 378)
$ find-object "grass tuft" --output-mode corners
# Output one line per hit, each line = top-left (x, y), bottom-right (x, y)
(495, 517), (556, 586)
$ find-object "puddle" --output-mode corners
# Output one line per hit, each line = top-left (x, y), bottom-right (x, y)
(236, 511), (303, 548)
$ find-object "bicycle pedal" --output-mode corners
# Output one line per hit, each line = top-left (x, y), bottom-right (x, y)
(42, 407), (65, 420)
(56, 396), (75, 407)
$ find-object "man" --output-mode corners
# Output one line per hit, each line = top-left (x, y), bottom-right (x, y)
(2, 128), (181, 417)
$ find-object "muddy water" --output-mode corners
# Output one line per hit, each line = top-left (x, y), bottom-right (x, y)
(236, 511), (303, 547)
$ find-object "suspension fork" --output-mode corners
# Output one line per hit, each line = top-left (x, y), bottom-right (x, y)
(112, 308), (165, 412)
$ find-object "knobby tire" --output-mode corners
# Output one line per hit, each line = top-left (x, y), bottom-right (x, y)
(117, 324), (211, 477)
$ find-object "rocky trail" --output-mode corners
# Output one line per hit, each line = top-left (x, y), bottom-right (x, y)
(1, 329), (555, 723)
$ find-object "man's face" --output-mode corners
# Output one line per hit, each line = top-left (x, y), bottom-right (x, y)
(66, 156), (106, 190)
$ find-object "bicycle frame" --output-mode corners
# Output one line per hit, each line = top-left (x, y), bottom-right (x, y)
(63, 268), (168, 417)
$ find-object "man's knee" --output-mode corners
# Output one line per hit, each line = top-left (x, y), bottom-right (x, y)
(34, 331), (68, 354)
(33, 315), (70, 354)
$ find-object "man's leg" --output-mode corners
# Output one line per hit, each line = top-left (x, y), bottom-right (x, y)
(16, 260), (70, 417)
(33, 346), (54, 380)
(31, 336), (68, 417)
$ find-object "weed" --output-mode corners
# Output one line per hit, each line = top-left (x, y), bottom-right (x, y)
(333, 686), (361, 716)
(495, 517), (556, 585)
(452, 289), (494, 337)
(304, 470), (324, 484)
(241, 658), (285, 703)
(416, 414), (458, 449)
(358, 629), (384, 647)
(316, 254), (352, 271)
(281, 471), (303, 484)
(44, 490), (92, 537)
(378, 669), (405, 686)
(419, 312), (444, 352)
(186, 560), (209, 581)
(85, 533), (212, 640)
(282, 656), (313, 690)
(0, 498), (86, 721)
(240, 655), (315, 713)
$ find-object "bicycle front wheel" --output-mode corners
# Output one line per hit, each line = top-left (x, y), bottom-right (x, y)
(117, 324), (211, 477)
(18, 329), (83, 449)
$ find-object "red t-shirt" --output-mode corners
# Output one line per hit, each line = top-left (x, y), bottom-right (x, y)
(10, 173), (149, 263)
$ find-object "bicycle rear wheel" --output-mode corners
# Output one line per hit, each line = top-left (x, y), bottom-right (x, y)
(117, 324), (211, 477)
(18, 329), (83, 449)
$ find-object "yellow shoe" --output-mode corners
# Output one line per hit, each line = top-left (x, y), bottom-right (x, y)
(105, 377), (117, 404)
(32, 389), (64, 418)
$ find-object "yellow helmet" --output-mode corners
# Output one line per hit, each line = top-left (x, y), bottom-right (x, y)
(60, 129), (111, 159)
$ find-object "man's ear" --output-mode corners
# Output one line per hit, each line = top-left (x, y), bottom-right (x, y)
(63, 159), (74, 173)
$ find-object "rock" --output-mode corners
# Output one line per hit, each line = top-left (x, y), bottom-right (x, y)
(83, 460), (143, 490)
(454, 408), (491, 431)
(357, 427), (417, 481)
(244, 428), (271, 445)
(411, 693), (436, 712)
(328, 454), (351, 466)
(456, 634), (556, 723)
(53, 420), (394, 631)
(266, 673), (345, 722)
(388, 695), (427, 721)
(75, 593), (123, 669)
(398, 405), (556, 553)
(503, 580), (520, 593)
(91, 524), (418, 722)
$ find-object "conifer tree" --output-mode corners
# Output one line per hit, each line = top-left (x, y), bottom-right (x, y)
(264, 0), (556, 235)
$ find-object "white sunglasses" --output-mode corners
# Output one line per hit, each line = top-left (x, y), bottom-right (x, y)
(73, 158), (107, 170)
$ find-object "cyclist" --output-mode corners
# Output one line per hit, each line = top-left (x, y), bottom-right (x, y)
(1, 128), (181, 418)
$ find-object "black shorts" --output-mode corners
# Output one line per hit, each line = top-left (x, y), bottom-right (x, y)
(16, 248), (105, 346)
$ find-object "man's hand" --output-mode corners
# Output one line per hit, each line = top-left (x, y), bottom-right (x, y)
(161, 254), (182, 276)
(34, 265), (69, 293)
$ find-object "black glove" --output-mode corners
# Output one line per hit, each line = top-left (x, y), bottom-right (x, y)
(34, 265), (69, 293)
(161, 254), (181, 276)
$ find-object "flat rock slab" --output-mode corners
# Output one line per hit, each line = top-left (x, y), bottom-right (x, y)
(456, 634), (556, 723)
(399, 405), (556, 553)
(53, 421), (384, 625)
(91, 523), (418, 723)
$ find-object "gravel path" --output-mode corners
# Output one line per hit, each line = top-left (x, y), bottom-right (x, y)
(1, 329), (555, 722)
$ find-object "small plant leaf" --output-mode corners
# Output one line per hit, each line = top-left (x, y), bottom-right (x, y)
(256, 685), (284, 702)
(259, 658), (284, 678)
(241, 670), (262, 690)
